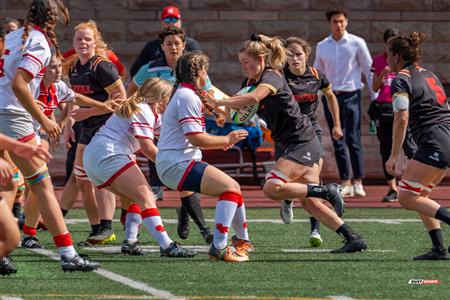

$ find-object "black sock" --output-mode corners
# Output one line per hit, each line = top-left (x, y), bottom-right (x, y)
(310, 217), (320, 232)
(336, 223), (356, 241)
(284, 200), (293, 205)
(181, 193), (208, 231)
(429, 229), (445, 250)
(100, 219), (112, 230)
(61, 208), (68, 217)
(12, 203), (21, 219)
(91, 224), (101, 235)
(435, 207), (450, 226)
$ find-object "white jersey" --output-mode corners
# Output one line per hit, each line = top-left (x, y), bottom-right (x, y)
(36, 80), (75, 117)
(0, 27), (51, 113)
(157, 84), (205, 164)
(93, 102), (161, 156)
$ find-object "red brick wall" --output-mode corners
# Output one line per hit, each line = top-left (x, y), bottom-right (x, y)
(2, 0), (450, 181)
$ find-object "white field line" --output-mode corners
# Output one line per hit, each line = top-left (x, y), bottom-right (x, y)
(81, 245), (209, 254)
(65, 218), (421, 225)
(282, 249), (396, 253)
(0, 297), (25, 300)
(28, 248), (184, 300)
(328, 296), (356, 300)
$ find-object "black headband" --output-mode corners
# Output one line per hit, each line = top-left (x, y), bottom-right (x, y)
(250, 33), (261, 42)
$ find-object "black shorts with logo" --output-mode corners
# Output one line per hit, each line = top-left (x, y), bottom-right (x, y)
(277, 136), (323, 167)
(413, 123), (450, 169)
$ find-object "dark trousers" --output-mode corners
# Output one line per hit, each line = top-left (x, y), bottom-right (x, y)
(376, 115), (417, 181)
(322, 90), (364, 180)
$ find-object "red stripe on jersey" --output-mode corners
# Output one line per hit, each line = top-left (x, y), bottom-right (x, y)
(179, 116), (203, 123)
(17, 132), (36, 143)
(185, 132), (203, 135)
(134, 135), (153, 140)
(23, 53), (43, 68)
(17, 67), (34, 78)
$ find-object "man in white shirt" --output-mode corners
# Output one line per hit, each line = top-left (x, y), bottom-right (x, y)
(314, 8), (373, 197)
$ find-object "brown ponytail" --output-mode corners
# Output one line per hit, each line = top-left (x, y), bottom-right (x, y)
(22, 0), (69, 57)
(176, 51), (226, 126)
(388, 32), (426, 64)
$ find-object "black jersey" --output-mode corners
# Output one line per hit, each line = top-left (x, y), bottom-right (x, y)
(391, 64), (450, 142)
(248, 68), (316, 145)
(283, 65), (331, 129)
(69, 55), (122, 128)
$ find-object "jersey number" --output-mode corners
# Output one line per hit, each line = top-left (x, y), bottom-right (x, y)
(0, 58), (4, 77)
(425, 76), (446, 105)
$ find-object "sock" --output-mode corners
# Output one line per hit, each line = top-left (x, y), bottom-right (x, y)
(231, 197), (249, 241)
(12, 203), (21, 219)
(23, 225), (37, 238)
(284, 200), (293, 205)
(53, 232), (76, 258)
(429, 229), (445, 250)
(435, 207), (450, 226)
(336, 223), (357, 241)
(125, 204), (142, 243)
(310, 217), (320, 232)
(214, 192), (239, 250)
(100, 219), (112, 230)
(306, 184), (327, 199)
(181, 193), (208, 231)
(91, 224), (101, 235)
(61, 208), (68, 217)
(141, 208), (172, 249)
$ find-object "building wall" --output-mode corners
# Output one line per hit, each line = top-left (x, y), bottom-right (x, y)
(2, 0), (450, 181)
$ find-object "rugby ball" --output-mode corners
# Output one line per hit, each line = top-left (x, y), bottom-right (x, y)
(229, 85), (259, 124)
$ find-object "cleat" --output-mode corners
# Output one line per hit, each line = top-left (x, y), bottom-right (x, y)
(231, 235), (254, 257)
(413, 247), (449, 260)
(60, 254), (100, 272)
(280, 200), (294, 224)
(86, 228), (116, 246)
(152, 186), (164, 201)
(0, 256), (17, 276)
(200, 227), (213, 244)
(208, 244), (249, 262)
(176, 207), (190, 240)
(340, 184), (354, 197)
(323, 183), (345, 217)
(21, 236), (44, 249)
(331, 235), (367, 253)
(121, 240), (145, 256)
(309, 229), (323, 247)
(160, 241), (196, 258)
(382, 189), (398, 202)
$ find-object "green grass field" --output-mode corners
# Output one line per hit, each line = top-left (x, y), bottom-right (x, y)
(1, 208), (450, 300)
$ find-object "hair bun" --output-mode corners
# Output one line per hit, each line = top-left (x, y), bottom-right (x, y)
(250, 33), (261, 42)
(409, 32), (426, 47)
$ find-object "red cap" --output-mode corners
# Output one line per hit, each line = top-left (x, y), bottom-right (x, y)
(161, 6), (181, 19)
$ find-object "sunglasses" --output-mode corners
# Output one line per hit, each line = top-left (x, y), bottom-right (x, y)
(163, 17), (179, 24)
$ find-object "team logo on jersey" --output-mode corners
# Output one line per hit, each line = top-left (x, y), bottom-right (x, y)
(429, 152), (440, 162)
(302, 152), (312, 161)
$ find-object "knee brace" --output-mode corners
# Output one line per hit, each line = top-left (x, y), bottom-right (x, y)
(398, 180), (427, 195)
(25, 165), (50, 185)
(265, 170), (290, 185)
(73, 165), (89, 180)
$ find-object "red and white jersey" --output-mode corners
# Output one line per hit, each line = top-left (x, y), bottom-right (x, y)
(94, 102), (161, 155)
(157, 83), (205, 163)
(36, 80), (75, 117)
(0, 27), (51, 113)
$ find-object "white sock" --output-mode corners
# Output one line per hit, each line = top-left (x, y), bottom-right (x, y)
(214, 192), (240, 250)
(59, 246), (77, 258)
(141, 208), (172, 249)
(232, 203), (249, 241)
(125, 204), (142, 243)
